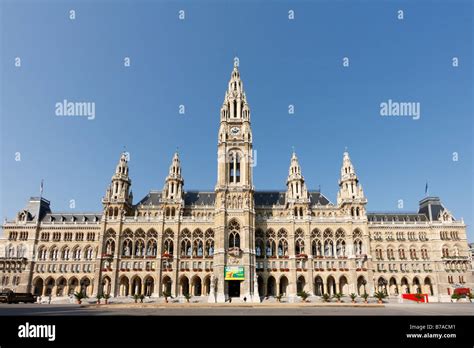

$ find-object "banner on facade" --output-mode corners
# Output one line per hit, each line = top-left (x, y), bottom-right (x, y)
(224, 266), (244, 280)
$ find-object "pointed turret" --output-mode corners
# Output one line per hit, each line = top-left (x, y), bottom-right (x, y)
(102, 152), (133, 217)
(285, 151), (309, 218)
(162, 151), (184, 203)
(286, 151), (309, 202)
(337, 150), (366, 217)
(219, 62), (251, 122)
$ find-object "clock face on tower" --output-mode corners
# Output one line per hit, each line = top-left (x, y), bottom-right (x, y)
(230, 127), (240, 136)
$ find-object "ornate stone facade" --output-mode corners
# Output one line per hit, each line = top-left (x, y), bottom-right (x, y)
(0, 63), (472, 302)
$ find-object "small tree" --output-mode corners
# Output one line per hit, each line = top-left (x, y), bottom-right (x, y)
(361, 292), (369, 303)
(184, 293), (192, 303)
(96, 293), (104, 304)
(104, 293), (111, 304)
(333, 292), (344, 303)
(349, 293), (357, 303)
(139, 294), (145, 303)
(373, 291), (387, 304)
(74, 291), (88, 304)
(297, 291), (310, 302)
(322, 293), (331, 302)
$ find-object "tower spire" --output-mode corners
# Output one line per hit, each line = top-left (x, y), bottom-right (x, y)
(337, 150), (366, 217)
(102, 152), (133, 216)
(216, 61), (253, 190)
(162, 151), (184, 202)
(286, 151), (309, 203)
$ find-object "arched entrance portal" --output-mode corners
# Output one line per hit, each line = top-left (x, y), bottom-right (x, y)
(297, 276), (306, 293)
(314, 276), (323, 296)
(162, 276), (172, 295)
(144, 277), (154, 296)
(357, 276), (367, 296)
(423, 277), (434, 296)
(279, 276), (289, 296)
(327, 276), (336, 295)
(339, 276), (349, 294)
(33, 278), (44, 296)
(258, 276), (264, 297)
(267, 276), (276, 296)
(180, 276), (189, 296)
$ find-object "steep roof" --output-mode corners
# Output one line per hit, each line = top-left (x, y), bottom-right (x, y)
(367, 212), (428, 222)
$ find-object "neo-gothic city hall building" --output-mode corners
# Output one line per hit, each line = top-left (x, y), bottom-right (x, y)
(1, 63), (472, 303)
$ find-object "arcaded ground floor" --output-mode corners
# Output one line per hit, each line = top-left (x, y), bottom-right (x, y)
(0, 302), (472, 316)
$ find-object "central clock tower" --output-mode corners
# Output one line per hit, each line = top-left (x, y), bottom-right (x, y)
(212, 60), (258, 302)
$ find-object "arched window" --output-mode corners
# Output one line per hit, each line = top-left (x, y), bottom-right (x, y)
(375, 248), (383, 260)
(336, 239), (346, 257)
(442, 246), (449, 257)
(255, 239), (264, 257)
(5, 244), (14, 258)
(421, 247), (428, 260)
(312, 239), (322, 256)
(398, 247), (406, 259)
(266, 239), (276, 257)
(122, 239), (132, 256)
(164, 239), (174, 255)
(205, 239), (214, 257)
(353, 239), (363, 256)
(387, 247), (394, 260)
(61, 246), (70, 260)
(72, 246), (82, 260)
(409, 247), (417, 260)
(229, 152), (241, 184)
(278, 239), (289, 256)
(163, 230), (174, 255)
(295, 238), (304, 255)
(181, 239), (191, 256)
(324, 239), (334, 257)
(49, 246), (58, 260)
(193, 239), (203, 257)
(135, 239), (145, 257)
(84, 247), (93, 260)
(228, 220), (240, 248)
(146, 239), (157, 256)
(105, 239), (115, 255)
(38, 246), (47, 260)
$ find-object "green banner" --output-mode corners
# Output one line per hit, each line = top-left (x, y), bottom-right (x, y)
(224, 266), (244, 280)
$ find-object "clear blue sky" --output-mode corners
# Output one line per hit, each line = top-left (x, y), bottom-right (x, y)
(1, 0), (473, 241)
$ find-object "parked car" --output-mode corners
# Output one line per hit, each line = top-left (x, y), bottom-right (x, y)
(0, 290), (37, 304)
